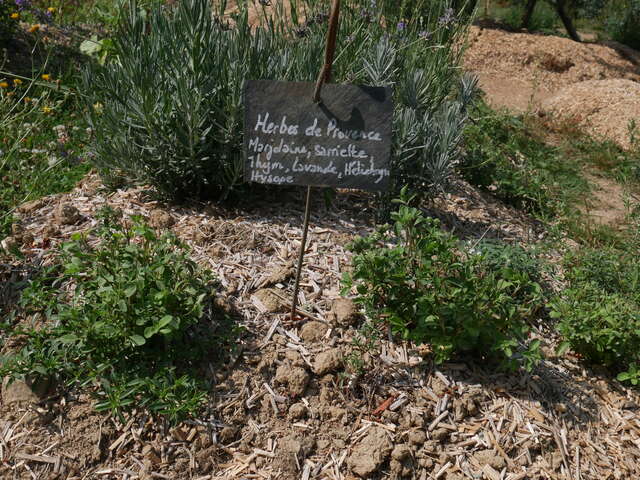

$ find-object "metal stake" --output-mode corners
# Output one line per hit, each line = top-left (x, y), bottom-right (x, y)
(291, 0), (341, 321)
(290, 185), (312, 321)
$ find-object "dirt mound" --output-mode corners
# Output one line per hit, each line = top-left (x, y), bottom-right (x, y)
(465, 26), (640, 90)
(541, 79), (640, 150)
(464, 26), (640, 113)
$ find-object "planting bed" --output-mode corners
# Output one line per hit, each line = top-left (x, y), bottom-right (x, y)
(1, 174), (639, 480)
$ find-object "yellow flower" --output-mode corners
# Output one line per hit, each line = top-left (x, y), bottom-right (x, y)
(28, 24), (40, 33)
(0, 81), (8, 89)
(13, 78), (23, 86)
(41, 74), (51, 81)
(42, 106), (52, 114)
(93, 102), (104, 114)
(10, 13), (19, 19)
(47, 7), (55, 13)
(24, 97), (31, 103)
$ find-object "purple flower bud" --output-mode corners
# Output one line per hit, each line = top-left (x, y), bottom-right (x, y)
(14, 0), (30, 11)
(397, 21), (406, 31)
(438, 8), (456, 27)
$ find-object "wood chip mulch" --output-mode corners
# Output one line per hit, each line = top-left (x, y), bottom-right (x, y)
(1, 173), (639, 480)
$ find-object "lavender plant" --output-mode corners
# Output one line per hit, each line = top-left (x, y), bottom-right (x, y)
(83, 0), (472, 201)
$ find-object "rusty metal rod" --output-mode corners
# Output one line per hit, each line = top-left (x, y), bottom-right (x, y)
(290, 185), (312, 321)
(313, 0), (341, 103)
(291, 0), (341, 321)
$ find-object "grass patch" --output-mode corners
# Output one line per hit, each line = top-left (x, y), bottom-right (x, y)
(0, 87), (90, 237)
(461, 102), (640, 247)
(460, 102), (590, 219)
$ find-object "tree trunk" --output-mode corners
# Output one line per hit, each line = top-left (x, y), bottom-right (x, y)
(555, 0), (581, 42)
(521, 0), (538, 29)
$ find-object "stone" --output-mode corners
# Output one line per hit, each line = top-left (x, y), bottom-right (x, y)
(274, 365), (309, 397)
(252, 289), (285, 313)
(391, 444), (411, 461)
(432, 427), (450, 443)
(289, 402), (307, 420)
(20, 232), (34, 246)
(142, 445), (161, 465)
(348, 427), (392, 478)
(300, 321), (328, 343)
(42, 224), (60, 238)
(219, 426), (239, 444)
(408, 430), (427, 445)
(328, 298), (360, 326)
(314, 348), (343, 375)
(17, 198), (44, 214)
(389, 459), (403, 474)
(54, 203), (81, 225)
(149, 209), (174, 229)
(266, 261), (295, 286)
(281, 434), (315, 456)
(276, 434), (316, 472)
(382, 410), (400, 423)
(284, 350), (305, 366)
(472, 449), (506, 470)
(1, 236), (18, 251)
(324, 406), (347, 423)
(418, 457), (434, 468)
(10, 222), (23, 237)
(2, 377), (49, 405)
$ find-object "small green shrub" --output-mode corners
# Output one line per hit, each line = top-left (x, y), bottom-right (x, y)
(0, 208), (229, 421)
(343, 190), (543, 369)
(84, 0), (471, 201)
(552, 247), (640, 384)
(552, 285), (640, 367)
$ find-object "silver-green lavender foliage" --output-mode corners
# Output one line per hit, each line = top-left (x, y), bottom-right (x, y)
(83, 0), (474, 201)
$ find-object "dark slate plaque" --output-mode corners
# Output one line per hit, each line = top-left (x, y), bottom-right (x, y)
(244, 80), (392, 191)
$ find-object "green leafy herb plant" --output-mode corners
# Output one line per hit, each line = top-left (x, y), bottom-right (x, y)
(1, 208), (231, 422)
(342, 188), (543, 370)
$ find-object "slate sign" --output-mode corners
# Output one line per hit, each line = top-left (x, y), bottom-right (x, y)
(243, 80), (393, 191)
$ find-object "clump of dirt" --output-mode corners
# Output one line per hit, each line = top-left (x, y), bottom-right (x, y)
(348, 427), (392, 477)
(541, 79), (640, 150)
